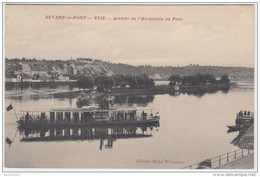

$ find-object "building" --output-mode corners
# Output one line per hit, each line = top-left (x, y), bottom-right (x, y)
(150, 73), (162, 80)
(76, 58), (93, 63)
(58, 75), (70, 81)
(20, 63), (31, 75)
(30, 64), (48, 75)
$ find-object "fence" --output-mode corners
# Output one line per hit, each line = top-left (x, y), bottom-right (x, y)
(181, 147), (253, 169)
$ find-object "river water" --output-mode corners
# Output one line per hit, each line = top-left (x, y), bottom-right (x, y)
(4, 83), (254, 169)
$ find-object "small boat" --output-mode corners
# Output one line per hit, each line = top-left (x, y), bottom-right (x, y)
(197, 159), (212, 169)
(227, 125), (243, 132)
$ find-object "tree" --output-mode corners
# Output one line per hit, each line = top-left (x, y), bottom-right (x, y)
(148, 78), (155, 87)
(169, 74), (181, 86)
(220, 75), (230, 84)
(120, 81), (127, 88)
(136, 75), (145, 88)
(33, 74), (40, 80)
(95, 75), (113, 92)
(128, 76), (138, 89)
(76, 76), (94, 90)
(181, 73), (217, 85)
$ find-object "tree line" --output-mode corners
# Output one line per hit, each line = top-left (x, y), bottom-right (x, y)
(168, 73), (230, 86)
(76, 74), (155, 91)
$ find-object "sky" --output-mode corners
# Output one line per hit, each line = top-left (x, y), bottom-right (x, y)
(4, 4), (255, 67)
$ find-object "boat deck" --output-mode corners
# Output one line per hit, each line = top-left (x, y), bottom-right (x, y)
(17, 117), (160, 128)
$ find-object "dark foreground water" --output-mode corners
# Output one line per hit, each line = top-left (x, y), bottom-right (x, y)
(4, 84), (254, 169)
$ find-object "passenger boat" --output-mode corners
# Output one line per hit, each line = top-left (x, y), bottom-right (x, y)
(16, 97), (160, 128)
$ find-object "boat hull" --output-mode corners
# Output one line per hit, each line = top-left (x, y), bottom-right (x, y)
(227, 125), (242, 132)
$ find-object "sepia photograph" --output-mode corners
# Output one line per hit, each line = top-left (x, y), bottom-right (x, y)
(3, 3), (256, 173)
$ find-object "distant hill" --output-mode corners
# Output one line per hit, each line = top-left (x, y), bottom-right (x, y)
(5, 58), (254, 82)
(103, 62), (254, 81)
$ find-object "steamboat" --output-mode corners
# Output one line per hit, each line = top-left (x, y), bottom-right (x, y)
(16, 97), (160, 128)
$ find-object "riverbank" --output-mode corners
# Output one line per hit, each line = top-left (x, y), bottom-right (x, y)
(232, 125), (254, 150)
(217, 125), (254, 169)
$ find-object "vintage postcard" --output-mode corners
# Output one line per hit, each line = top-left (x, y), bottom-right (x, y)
(3, 3), (256, 173)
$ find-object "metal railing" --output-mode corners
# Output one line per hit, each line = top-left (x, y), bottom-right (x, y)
(181, 147), (253, 169)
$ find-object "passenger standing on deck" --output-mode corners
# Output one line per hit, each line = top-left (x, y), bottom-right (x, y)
(239, 111), (243, 117)
(25, 112), (29, 123)
(239, 111), (242, 117)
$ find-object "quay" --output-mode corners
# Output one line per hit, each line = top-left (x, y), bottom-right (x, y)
(181, 148), (254, 169)
(215, 153), (254, 169)
(182, 123), (254, 170)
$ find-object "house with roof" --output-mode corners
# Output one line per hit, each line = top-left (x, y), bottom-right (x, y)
(30, 64), (48, 75)
(58, 74), (70, 81)
(76, 58), (93, 63)
(21, 63), (31, 75)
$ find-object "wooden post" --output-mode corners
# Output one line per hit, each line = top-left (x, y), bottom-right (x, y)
(12, 107), (19, 121)
(219, 156), (221, 165)
(227, 153), (229, 162)
(242, 149), (244, 156)
(234, 150), (236, 159)
(190, 165), (192, 169)
(248, 147), (250, 154)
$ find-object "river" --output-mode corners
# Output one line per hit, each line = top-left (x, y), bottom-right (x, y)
(4, 83), (254, 169)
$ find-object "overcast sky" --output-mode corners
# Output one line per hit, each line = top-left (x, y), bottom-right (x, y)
(5, 4), (255, 67)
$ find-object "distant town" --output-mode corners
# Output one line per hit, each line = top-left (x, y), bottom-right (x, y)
(5, 58), (114, 83)
(5, 57), (254, 83)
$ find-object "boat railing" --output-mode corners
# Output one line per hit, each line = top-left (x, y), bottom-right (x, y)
(181, 147), (254, 169)
(236, 112), (254, 119)
(19, 108), (159, 123)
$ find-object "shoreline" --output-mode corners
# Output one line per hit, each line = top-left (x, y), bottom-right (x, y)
(5, 81), (254, 99)
(5, 83), (239, 99)
(51, 84), (233, 98)
(216, 125), (254, 169)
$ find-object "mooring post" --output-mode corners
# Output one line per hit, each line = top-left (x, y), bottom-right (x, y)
(248, 147), (250, 154)
(234, 150), (236, 159)
(190, 165), (192, 169)
(219, 156), (221, 165)
(227, 153), (229, 162)
(242, 149), (244, 156)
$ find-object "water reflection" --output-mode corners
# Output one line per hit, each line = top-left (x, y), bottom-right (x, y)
(105, 95), (154, 106)
(6, 84), (231, 103)
(5, 83), (76, 91)
(169, 85), (231, 98)
(17, 123), (159, 150)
